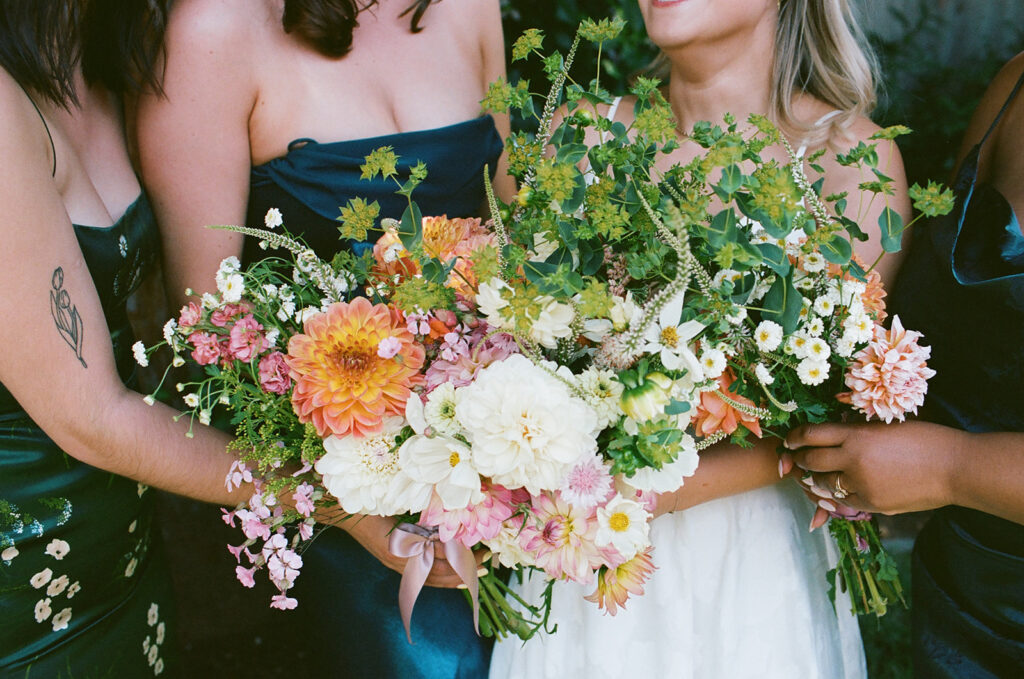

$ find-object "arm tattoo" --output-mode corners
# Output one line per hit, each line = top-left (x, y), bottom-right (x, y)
(49, 267), (87, 369)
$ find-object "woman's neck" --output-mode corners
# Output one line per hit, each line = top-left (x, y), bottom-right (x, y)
(663, 18), (776, 132)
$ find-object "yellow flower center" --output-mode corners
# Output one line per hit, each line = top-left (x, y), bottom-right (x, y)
(448, 451), (461, 468)
(659, 326), (680, 348)
(609, 512), (631, 532)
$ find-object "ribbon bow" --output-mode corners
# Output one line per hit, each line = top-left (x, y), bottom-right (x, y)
(388, 523), (479, 643)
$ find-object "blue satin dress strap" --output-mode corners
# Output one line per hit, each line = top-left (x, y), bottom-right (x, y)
(889, 70), (1024, 678)
(244, 115), (503, 265)
(243, 116), (502, 678)
(0, 195), (178, 678)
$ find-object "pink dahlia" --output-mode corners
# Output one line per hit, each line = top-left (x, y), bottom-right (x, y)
(520, 492), (601, 585)
(420, 482), (518, 548)
(837, 315), (935, 423)
(584, 547), (656, 615)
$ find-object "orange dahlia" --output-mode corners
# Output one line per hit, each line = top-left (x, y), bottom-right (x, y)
(286, 298), (424, 439)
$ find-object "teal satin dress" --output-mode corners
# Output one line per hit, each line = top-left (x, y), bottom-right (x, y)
(0, 196), (177, 678)
(889, 71), (1024, 676)
(243, 116), (503, 678)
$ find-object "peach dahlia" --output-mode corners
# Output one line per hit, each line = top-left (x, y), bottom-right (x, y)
(286, 298), (424, 439)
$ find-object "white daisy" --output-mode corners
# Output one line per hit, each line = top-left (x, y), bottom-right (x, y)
(801, 251), (827, 273)
(797, 358), (830, 386)
(805, 317), (825, 337)
(699, 347), (727, 379)
(813, 295), (836, 317)
(806, 337), (832, 361)
(753, 320), (783, 352)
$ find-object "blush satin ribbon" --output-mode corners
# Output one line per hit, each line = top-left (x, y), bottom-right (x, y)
(388, 523), (480, 643)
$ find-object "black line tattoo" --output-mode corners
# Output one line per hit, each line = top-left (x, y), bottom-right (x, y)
(49, 267), (87, 368)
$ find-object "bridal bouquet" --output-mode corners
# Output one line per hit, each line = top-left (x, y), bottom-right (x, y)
(141, 20), (953, 632)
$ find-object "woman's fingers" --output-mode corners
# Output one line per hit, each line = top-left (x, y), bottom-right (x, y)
(790, 446), (849, 473)
(785, 423), (853, 450)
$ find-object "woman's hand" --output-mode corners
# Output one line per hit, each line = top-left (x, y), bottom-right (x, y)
(338, 514), (474, 589)
(784, 421), (962, 515)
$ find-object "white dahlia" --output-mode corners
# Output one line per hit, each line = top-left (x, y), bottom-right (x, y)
(455, 354), (599, 494)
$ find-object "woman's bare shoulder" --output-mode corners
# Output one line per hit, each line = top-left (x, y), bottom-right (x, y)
(164, 0), (270, 54)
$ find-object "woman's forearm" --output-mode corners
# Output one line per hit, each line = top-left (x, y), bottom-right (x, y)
(949, 430), (1024, 524)
(659, 437), (783, 515)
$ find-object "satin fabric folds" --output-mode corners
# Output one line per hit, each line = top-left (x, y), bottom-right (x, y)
(889, 72), (1024, 678)
(244, 116), (503, 678)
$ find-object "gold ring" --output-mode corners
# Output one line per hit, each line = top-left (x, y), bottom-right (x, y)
(832, 475), (849, 500)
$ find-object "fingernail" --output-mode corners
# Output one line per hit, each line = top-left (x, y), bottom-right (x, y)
(477, 567), (488, 577)
(810, 485), (832, 499)
(818, 499), (837, 512)
(457, 583), (468, 590)
(808, 516), (817, 532)
(783, 439), (793, 450)
(801, 476), (815, 486)
(778, 458), (785, 478)
(780, 453), (793, 476)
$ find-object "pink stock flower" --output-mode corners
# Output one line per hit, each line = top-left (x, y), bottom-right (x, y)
(292, 483), (315, 518)
(226, 543), (246, 563)
(228, 315), (266, 362)
(298, 520), (314, 541)
(189, 331), (222, 366)
(178, 302), (202, 329)
(520, 492), (601, 585)
(424, 333), (518, 391)
(270, 594), (298, 610)
(560, 455), (614, 510)
(221, 509), (237, 527)
(225, 460), (253, 492)
(837, 315), (935, 423)
(376, 336), (403, 359)
(235, 565), (257, 588)
(258, 352), (292, 395)
(267, 549), (303, 588)
(211, 303), (248, 328)
(420, 482), (518, 549)
(237, 509), (271, 541)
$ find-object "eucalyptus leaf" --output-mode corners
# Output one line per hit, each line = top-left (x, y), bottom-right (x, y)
(762, 273), (802, 334)
(398, 202), (423, 249)
(819, 234), (853, 265)
(756, 242), (791, 276)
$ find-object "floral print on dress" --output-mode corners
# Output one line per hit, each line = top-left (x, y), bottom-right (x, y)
(143, 602), (167, 675)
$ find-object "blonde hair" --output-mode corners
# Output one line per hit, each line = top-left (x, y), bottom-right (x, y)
(774, 0), (878, 144)
(643, 0), (878, 144)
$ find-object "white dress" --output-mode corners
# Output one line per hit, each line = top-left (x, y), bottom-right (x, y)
(489, 102), (865, 679)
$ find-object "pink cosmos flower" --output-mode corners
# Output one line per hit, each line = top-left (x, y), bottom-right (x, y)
(235, 565), (257, 588)
(420, 482), (519, 548)
(258, 351), (292, 395)
(178, 302), (202, 329)
(837, 315), (935, 423)
(520, 492), (601, 585)
(211, 303), (248, 328)
(270, 594), (298, 610)
(560, 455), (614, 510)
(189, 331), (222, 366)
(228, 315), (266, 362)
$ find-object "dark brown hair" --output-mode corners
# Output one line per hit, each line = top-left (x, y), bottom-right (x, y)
(0, 0), (170, 104)
(0, 0), (80, 105)
(283, 0), (439, 58)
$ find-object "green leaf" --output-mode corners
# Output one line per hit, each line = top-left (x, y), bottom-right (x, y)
(714, 164), (745, 199)
(819, 234), (853, 264)
(878, 206), (904, 252)
(756, 242), (790, 276)
(762, 273), (802, 334)
(704, 208), (738, 248)
(578, 239), (604, 276)
(398, 202), (423, 250)
(555, 143), (589, 166)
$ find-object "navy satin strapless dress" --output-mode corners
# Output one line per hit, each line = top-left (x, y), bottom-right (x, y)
(889, 72), (1024, 677)
(244, 116), (503, 678)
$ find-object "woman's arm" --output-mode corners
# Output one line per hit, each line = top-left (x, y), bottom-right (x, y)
(136, 0), (256, 312)
(478, 0), (517, 203)
(785, 422), (1024, 525)
(0, 79), (240, 507)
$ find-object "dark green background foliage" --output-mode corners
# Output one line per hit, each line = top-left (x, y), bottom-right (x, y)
(500, 0), (1023, 186)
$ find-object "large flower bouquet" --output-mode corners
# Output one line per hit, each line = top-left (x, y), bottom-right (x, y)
(142, 20), (953, 632)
